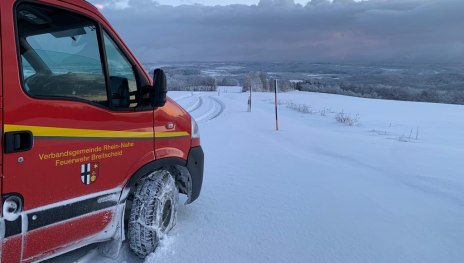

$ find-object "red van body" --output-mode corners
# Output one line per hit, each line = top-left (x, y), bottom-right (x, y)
(0, 0), (204, 262)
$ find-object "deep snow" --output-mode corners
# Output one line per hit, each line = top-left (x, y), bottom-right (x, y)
(48, 88), (464, 263)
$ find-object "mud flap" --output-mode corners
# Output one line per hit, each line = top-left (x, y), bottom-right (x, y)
(186, 146), (204, 203)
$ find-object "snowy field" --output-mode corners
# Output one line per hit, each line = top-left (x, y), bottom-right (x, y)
(49, 88), (464, 263)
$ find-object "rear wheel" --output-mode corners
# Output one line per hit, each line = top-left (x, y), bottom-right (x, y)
(128, 170), (179, 258)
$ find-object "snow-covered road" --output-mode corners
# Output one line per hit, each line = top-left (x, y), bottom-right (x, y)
(49, 89), (464, 263)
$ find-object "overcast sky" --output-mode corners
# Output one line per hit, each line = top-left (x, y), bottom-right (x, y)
(92, 0), (314, 8)
(89, 0), (464, 64)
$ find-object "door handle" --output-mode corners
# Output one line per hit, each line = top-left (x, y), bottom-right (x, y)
(4, 131), (34, 153)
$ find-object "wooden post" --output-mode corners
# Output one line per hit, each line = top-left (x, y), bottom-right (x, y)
(274, 79), (279, 131)
(249, 85), (252, 112)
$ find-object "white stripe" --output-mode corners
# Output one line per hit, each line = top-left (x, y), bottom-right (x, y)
(26, 188), (122, 214)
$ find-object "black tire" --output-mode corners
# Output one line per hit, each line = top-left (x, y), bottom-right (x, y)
(128, 170), (179, 258)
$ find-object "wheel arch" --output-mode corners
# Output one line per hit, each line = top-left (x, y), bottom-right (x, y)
(124, 157), (185, 188)
(121, 157), (193, 203)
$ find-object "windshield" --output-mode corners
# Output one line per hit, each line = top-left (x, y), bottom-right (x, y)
(25, 26), (103, 75)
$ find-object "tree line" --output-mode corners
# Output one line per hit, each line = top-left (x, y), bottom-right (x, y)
(161, 66), (464, 105)
(296, 80), (464, 105)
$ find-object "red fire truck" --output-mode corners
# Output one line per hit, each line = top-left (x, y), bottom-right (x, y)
(0, 0), (204, 262)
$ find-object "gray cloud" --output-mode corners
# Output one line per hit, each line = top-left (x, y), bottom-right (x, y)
(93, 0), (464, 63)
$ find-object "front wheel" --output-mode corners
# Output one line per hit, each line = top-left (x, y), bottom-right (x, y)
(128, 170), (179, 258)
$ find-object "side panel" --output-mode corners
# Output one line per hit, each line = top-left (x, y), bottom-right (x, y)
(2, 0), (154, 261)
(23, 209), (114, 262)
(154, 98), (192, 159)
(1, 0), (156, 210)
(1, 1), (20, 263)
(2, 236), (22, 263)
(0, 0), (3, 207)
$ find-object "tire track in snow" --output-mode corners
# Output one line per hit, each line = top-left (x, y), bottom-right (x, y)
(208, 97), (225, 120)
(193, 96), (225, 123)
(187, 96), (203, 113)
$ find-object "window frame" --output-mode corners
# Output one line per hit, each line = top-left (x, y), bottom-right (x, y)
(14, 0), (152, 112)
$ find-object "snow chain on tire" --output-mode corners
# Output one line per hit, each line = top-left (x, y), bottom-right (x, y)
(128, 169), (179, 258)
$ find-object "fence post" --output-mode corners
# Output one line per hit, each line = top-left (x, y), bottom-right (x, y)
(248, 85), (252, 112)
(274, 79), (279, 131)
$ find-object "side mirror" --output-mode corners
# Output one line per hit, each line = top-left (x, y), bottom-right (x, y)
(152, 68), (168, 108)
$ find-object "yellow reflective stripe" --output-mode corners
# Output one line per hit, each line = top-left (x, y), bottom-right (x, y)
(4, 124), (153, 138)
(4, 124), (189, 139)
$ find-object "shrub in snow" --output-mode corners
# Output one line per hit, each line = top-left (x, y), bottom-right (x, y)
(320, 107), (332, 116)
(335, 111), (360, 126)
(398, 128), (420, 142)
(287, 102), (313, 114)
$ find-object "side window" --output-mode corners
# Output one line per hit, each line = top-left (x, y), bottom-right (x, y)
(16, 4), (107, 105)
(103, 31), (139, 108)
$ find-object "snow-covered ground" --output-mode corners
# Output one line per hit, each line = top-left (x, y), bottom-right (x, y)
(49, 88), (464, 263)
